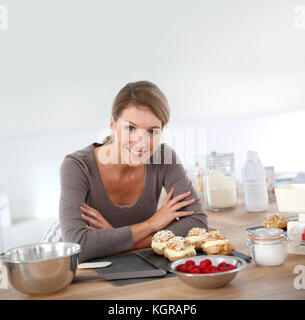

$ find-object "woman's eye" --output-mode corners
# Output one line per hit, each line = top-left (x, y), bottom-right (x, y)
(148, 130), (160, 135)
(126, 125), (135, 131)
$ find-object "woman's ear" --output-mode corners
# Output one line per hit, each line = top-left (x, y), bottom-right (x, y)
(109, 115), (115, 129)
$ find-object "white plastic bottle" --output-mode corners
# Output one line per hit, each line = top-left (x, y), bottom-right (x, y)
(242, 151), (268, 212)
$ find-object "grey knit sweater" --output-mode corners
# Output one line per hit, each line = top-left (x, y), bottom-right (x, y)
(59, 141), (209, 263)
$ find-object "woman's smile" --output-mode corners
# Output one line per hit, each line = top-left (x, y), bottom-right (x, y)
(126, 146), (148, 158)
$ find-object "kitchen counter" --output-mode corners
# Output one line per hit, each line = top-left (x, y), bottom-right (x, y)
(0, 196), (304, 300)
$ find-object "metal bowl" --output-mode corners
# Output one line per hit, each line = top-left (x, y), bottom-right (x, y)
(0, 242), (81, 296)
(169, 255), (247, 289)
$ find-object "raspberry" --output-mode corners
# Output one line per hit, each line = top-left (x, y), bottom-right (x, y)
(227, 265), (237, 270)
(175, 264), (184, 272)
(217, 262), (227, 268)
(207, 265), (218, 273)
(190, 266), (201, 274)
(200, 259), (212, 267)
(218, 266), (229, 272)
(180, 265), (190, 273)
(185, 260), (195, 267)
(200, 267), (209, 274)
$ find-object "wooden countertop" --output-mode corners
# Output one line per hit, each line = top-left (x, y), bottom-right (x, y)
(1, 195), (304, 300)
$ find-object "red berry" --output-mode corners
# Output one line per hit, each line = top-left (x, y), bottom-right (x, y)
(228, 265), (237, 270)
(190, 266), (201, 274)
(207, 265), (218, 273)
(200, 259), (212, 267)
(217, 262), (227, 268)
(176, 264), (184, 272)
(180, 265), (190, 273)
(199, 262), (209, 269)
(218, 266), (229, 272)
(199, 266), (208, 273)
(302, 230), (305, 241)
(185, 260), (195, 267)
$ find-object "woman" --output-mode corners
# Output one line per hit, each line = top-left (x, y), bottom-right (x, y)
(59, 81), (209, 263)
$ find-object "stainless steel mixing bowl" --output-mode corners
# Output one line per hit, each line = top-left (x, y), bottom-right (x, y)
(0, 242), (81, 296)
(169, 255), (247, 289)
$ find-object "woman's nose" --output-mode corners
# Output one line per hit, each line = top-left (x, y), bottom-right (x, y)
(130, 130), (150, 143)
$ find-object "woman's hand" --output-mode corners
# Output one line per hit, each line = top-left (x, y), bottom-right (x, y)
(147, 187), (195, 233)
(80, 204), (114, 230)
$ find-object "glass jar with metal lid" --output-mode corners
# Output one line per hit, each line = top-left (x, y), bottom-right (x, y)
(247, 228), (290, 267)
(204, 152), (237, 211)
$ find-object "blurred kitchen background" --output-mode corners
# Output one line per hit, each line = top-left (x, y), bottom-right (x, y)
(0, 0), (304, 251)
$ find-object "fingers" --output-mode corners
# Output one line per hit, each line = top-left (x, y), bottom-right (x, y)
(81, 213), (101, 228)
(161, 187), (174, 207)
(175, 210), (194, 218)
(80, 205), (114, 229)
(80, 205), (99, 219)
(167, 190), (192, 208)
(82, 204), (101, 217)
(171, 198), (196, 212)
(86, 224), (96, 231)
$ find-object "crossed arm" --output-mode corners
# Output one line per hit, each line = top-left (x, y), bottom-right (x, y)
(79, 187), (196, 250)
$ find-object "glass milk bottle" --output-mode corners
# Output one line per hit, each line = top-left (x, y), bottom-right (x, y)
(204, 152), (237, 211)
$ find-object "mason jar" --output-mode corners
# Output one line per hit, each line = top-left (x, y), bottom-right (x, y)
(204, 152), (237, 211)
(247, 228), (290, 267)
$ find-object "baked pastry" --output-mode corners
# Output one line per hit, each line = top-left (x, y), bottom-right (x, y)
(263, 213), (288, 229)
(201, 239), (235, 255)
(201, 230), (226, 244)
(151, 230), (175, 255)
(164, 236), (196, 262)
(186, 227), (208, 250)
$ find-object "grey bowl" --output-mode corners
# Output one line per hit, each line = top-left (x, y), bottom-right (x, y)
(0, 242), (81, 296)
(169, 255), (247, 289)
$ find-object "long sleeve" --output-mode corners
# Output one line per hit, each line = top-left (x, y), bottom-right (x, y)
(160, 144), (209, 235)
(59, 156), (134, 263)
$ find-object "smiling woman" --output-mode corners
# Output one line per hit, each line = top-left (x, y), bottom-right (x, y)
(54, 81), (209, 263)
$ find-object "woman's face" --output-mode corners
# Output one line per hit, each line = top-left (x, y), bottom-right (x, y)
(110, 104), (163, 167)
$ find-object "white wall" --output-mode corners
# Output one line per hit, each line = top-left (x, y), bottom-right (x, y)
(169, 110), (305, 180)
(1, 0), (305, 139)
(0, 0), (305, 223)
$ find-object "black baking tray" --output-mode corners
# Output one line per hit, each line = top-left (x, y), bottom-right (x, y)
(89, 251), (175, 287)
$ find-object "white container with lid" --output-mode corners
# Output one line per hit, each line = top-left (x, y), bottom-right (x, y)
(204, 152), (237, 211)
(287, 213), (305, 255)
(247, 228), (290, 267)
(242, 151), (268, 212)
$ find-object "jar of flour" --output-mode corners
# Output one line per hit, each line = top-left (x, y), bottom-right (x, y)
(204, 152), (237, 211)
